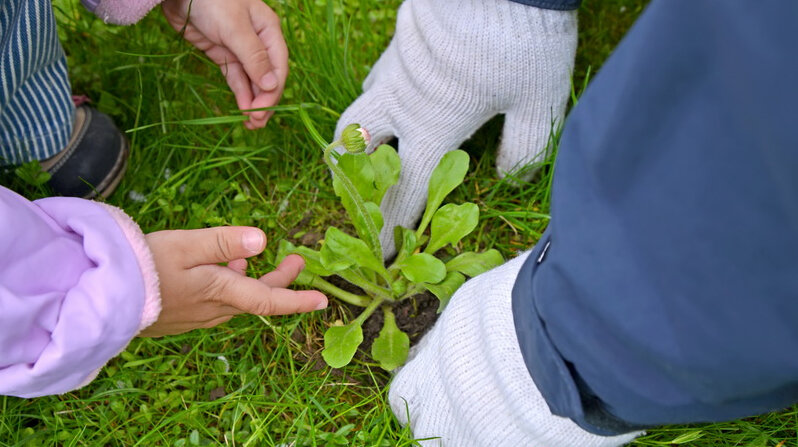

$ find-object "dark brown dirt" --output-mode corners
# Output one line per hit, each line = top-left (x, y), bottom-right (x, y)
(326, 276), (440, 356)
(287, 216), (441, 366)
(353, 292), (440, 355)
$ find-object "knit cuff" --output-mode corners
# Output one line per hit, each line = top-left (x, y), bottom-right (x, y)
(97, 203), (161, 332)
(89, 0), (165, 25)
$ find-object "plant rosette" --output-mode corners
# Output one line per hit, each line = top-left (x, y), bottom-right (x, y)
(275, 123), (504, 371)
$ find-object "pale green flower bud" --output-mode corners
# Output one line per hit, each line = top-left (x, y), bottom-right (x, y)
(340, 123), (370, 153)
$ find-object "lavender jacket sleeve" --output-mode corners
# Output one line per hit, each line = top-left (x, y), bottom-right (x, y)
(0, 186), (160, 398)
(81, 0), (164, 25)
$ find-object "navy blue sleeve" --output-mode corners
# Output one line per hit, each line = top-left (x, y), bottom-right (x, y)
(512, 0), (798, 435)
(507, 0), (580, 10)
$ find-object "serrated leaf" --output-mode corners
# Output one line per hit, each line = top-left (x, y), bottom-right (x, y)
(329, 153), (382, 256)
(392, 226), (418, 265)
(417, 150), (469, 235)
(363, 201), (383, 232)
(423, 271), (466, 312)
(370, 144), (401, 205)
(398, 253), (446, 284)
(371, 308), (409, 371)
(445, 249), (504, 277)
(335, 152), (376, 203)
(425, 203), (479, 254)
(322, 322), (363, 368)
(321, 227), (387, 276)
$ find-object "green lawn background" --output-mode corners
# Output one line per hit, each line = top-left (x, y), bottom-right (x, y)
(1, 0), (795, 445)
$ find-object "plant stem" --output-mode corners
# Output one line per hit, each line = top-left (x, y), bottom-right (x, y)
(323, 142), (383, 262)
(355, 297), (384, 326)
(399, 284), (425, 301)
(308, 276), (372, 307)
(337, 269), (395, 302)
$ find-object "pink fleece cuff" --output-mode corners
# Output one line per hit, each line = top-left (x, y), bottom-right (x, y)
(93, 0), (165, 25)
(97, 203), (161, 332)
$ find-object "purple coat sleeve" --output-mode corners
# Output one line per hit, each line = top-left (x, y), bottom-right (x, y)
(81, 0), (164, 25)
(0, 186), (160, 397)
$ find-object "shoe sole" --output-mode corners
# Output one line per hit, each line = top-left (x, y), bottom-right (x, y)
(86, 135), (130, 200)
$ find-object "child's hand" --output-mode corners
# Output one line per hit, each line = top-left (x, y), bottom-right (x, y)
(139, 226), (326, 337)
(162, 0), (288, 129)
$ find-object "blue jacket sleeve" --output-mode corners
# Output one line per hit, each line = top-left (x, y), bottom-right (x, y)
(513, 0), (798, 434)
(507, 0), (580, 11)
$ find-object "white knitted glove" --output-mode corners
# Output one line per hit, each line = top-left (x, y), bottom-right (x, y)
(389, 251), (642, 446)
(335, 0), (577, 256)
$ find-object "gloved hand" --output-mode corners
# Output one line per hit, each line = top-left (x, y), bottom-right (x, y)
(335, 0), (577, 257)
(388, 251), (642, 446)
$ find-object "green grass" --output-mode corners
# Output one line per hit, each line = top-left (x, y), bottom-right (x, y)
(1, 0), (796, 445)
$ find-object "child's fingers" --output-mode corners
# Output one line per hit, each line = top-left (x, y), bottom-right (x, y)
(246, 89), (279, 128)
(165, 226), (266, 267)
(222, 11), (278, 92)
(224, 276), (328, 316)
(221, 61), (255, 115)
(227, 258), (248, 275)
(250, 2), (288, 87)
(259, 254), (305, 288)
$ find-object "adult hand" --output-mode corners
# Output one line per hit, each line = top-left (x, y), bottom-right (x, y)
(336, 0), (577, 257)
(162, 0), (288, 129)
(140, 226), (326, 337)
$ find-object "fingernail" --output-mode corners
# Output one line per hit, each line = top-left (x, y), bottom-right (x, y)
(260, 72), (278, 91)
(315, 299), (328, 311)
(243, 230), (265, 254)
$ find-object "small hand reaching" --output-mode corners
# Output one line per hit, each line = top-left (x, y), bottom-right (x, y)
(140, 226), (326, 337)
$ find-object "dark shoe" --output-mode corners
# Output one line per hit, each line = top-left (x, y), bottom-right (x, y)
(40, 105), (129, 199)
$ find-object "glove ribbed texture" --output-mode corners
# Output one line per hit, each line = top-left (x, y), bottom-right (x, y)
(336, 0), (578, 257)
(389, 251), (642, 446)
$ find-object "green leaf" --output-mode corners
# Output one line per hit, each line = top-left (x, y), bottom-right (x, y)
(417, 150), (469, 236)
(325, 146), (382, 258)
(423, 271), (466, 312)
(332, 167), (382, 253)
(335, 152), (376, 203)
(370, 144), (401, 205)
(319, 230), (356, 272)
(292, 245), (334, 277)
(322, 322), (363, 368)
(392, 226), (418, 265)
(371, 308), (410, 371)
(445, 249), (504, 277)
(398, 253), (446, 284)
(363, 201), (384, 232)
(321, 227), (387, 277)
(425, 203), (479, 254)
(667, 431), (705, 444)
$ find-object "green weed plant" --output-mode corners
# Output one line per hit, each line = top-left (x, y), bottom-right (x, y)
(275, 124), (504, 370)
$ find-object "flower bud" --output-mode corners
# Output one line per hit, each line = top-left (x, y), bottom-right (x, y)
(340, 123), (370, 153)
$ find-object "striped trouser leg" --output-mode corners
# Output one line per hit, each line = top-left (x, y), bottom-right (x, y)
(0, 0), (74, 166)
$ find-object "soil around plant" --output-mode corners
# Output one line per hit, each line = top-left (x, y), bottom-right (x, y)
(288, 217), (441, 366)
(350, 291), (440, 356)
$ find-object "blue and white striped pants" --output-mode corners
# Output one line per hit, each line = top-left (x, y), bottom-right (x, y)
(0, 0), (74, 166)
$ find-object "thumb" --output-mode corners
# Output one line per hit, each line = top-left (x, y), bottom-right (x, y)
(224, 17), (278, 91)
(174, 226), (267, 267)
